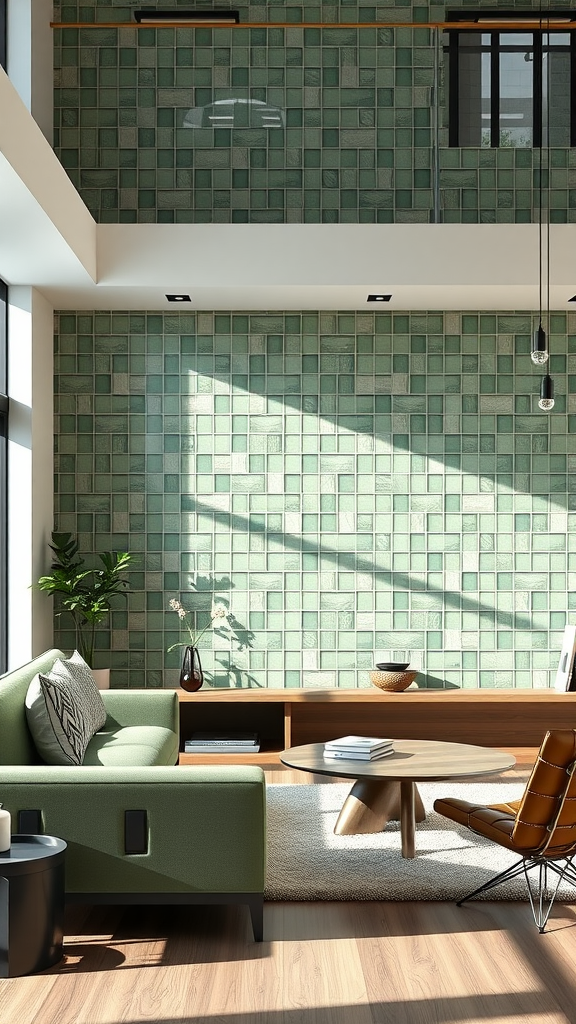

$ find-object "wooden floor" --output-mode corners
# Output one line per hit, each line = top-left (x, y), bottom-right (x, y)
(2, 754), (576, 1024)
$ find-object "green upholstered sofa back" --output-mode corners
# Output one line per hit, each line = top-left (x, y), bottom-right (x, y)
(0, 649), (64, 764)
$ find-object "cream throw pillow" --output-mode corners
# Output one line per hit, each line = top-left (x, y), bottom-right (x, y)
(25, 651), (107, 765)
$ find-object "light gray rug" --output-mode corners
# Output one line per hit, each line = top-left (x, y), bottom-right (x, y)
(265, 781), (576, 902)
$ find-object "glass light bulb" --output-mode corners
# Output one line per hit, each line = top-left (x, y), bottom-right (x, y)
(538, 374), (554, 411)
(532, 326), (548, 365)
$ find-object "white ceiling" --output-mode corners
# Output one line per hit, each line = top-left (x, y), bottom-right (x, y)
(2, 66), (576, 312)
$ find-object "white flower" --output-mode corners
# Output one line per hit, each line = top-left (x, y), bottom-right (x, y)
(167, 593), (232, 656)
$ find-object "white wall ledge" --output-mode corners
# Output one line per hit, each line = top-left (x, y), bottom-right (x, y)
(2, 89), (576, 310)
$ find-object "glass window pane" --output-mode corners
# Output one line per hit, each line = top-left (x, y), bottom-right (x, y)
(543, 51), (571, 146)
(0, 279), (6, 675)
(545, 32), (571, 47)
(501, 33), (532, 47)
(459, 39), (490, 146)
(499, 49), (533, 147)
(460, 32), (490, 48)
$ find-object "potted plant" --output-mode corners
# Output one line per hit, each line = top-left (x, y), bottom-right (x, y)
(36, 532), (133, 684)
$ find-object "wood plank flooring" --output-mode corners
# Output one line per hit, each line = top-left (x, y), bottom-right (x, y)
(2, 755), (576, 1024)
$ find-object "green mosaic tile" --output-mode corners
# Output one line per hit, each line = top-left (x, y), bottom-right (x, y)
(52, 0), (576, 223)
(53, 306), (573, 686)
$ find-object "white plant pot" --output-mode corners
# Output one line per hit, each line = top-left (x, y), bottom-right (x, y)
(91, 668), (110, 690)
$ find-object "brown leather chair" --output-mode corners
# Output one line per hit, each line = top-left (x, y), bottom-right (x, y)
(434, 730), (576, 931)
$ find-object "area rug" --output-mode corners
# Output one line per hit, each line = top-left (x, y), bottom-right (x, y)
(264, 781), (576, 902)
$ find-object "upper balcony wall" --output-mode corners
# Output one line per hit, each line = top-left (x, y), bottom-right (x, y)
(53, 1), (576, 225)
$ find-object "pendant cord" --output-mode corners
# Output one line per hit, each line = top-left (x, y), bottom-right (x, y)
(538, 13), (544, 330)
(546, 14), (551, 340)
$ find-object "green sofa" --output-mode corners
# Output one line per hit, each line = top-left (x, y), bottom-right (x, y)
(0, 650), (266, 939)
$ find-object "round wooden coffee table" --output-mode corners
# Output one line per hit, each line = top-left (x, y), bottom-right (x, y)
(280, 739), (515, 858)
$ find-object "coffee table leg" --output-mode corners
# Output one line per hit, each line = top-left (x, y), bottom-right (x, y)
(400, 781), (417, 859)
(334, 778), (425, 848)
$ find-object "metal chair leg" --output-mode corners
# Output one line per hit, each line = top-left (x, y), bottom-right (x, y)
(456, 857), (527, 906)
(524, 856), (576, 933)
(457, 853), (576, 933)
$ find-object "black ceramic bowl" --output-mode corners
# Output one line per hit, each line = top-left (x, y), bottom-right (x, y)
(376, 662), (410, 672)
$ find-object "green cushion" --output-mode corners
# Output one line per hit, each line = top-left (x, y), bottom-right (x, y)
(83, 726), (179, 766)
(101, 689), (179, 734)
(0, 650), (65, 764)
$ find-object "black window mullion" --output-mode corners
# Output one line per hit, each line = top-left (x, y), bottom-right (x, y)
(0, 280), (6, 394)
(533, 31), (543, 148)
(491, 32), (500, 148)
(571, 32), (576, 146)
(565, 31), (569, 146)
(449, 31), (460, 146)
(0, 0), (6, 72)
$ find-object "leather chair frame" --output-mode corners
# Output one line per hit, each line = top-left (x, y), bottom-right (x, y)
(434, 730), (576, 932)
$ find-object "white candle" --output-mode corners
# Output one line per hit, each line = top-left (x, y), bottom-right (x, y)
(0, 804), (11, 853)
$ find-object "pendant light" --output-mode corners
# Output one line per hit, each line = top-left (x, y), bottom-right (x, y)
(531, 324), (548, 364)
(539, 374), (555, 410)
(535, 15), (555, 409)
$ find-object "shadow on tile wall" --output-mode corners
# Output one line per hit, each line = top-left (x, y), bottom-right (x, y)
(53, 309), (576, 688)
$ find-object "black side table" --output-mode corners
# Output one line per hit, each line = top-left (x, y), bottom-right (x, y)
(0, 835), (67, 977)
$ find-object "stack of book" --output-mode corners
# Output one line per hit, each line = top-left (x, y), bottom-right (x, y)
(323, 735), (394, 761)
(184, 731), (260, 754)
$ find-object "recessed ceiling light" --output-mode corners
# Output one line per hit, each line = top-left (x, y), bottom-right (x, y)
(367, 294), (392, 302)
(166, 294), (191, 302)
(134, 10), (240, 25)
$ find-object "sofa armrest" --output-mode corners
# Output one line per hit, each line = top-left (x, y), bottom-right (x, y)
(101, 689), (179, 735)
(0, 765), (266, 894)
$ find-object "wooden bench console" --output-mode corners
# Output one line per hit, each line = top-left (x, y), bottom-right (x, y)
(177, 688), (576, 765)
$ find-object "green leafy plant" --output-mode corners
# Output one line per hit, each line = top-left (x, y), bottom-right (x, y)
(36, 532), (133, 667)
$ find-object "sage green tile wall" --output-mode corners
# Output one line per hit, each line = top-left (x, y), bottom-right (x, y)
(53, 1), (576, 224)
(54, 309), (576, 689)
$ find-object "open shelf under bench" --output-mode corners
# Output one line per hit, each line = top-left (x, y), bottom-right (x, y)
(177, 687), (576, 765)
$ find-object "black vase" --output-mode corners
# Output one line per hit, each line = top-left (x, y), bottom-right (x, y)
(180, 646), (204, 692)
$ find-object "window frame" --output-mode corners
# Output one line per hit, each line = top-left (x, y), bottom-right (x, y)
(446, 10), (576, 148)
(0, 0), (6, 72)
(0, 279), (7, 674)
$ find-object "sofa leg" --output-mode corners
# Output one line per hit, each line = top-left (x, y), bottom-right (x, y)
(247, 895), (264, 941)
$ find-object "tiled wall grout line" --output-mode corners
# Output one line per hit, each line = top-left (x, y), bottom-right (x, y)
(53, 309), (576, 689)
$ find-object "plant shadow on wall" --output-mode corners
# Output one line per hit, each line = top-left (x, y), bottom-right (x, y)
(167, 574), (258, 688)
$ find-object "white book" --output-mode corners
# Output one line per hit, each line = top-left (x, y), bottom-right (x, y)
(554, 625), (576, 692)
(324, 748), (394, 761)
(324, 741), (393, 754)
(324, 735), (393, 752)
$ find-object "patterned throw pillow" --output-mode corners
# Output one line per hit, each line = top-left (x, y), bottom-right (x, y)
(25, 651), (107, 765)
